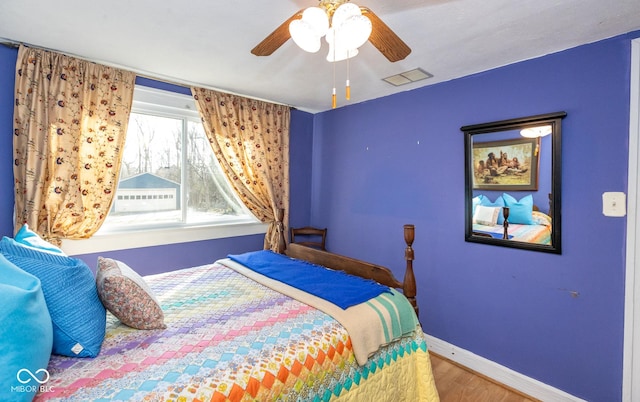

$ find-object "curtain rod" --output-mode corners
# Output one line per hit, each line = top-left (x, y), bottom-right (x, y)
(0, 36), (294, 110)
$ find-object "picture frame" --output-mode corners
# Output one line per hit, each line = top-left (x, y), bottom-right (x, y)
(463, 111), (566, 253)
(471, 137), (539, 190)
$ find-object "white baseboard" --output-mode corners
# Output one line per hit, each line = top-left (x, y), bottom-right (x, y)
(424, 334), (586, 402)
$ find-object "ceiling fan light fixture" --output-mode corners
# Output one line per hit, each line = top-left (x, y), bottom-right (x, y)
(331, 3), (362, 25)
(331, 3), (371, 50)
(252, 1), (411, 63)
(289, 2), (371, 57)
(289, 20), (321, 52)
(336, 15), (371, 49)
(520, 125), (552, 138)
(289, 7), (329, 53)
(302, 6), (330, 35)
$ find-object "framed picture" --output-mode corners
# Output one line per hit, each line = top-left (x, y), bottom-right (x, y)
(471, 137), (539, 190)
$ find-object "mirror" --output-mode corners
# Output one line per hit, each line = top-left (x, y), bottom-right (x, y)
(462, 112), (566, 253)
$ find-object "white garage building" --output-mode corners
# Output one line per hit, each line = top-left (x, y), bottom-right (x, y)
(114, 173), (181, 213)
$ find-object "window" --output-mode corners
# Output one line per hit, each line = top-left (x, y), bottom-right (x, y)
(61, 85), (265, 255)
(102, 85), (255, 230)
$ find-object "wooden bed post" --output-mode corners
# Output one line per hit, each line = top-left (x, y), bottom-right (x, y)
(275, 208), (286, 254)
(502, 207), (510, 240)
(403, 224), (418, 316)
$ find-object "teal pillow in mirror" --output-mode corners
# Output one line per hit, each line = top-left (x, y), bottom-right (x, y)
(502, 193), (534, 225)
(0, 254), (53, 402)
(0, 237), (106, 358)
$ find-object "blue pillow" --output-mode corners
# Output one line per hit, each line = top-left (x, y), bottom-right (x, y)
(479, 195), (506, 224)
(0, 254), (53, 402)
(15, 224), (65, 255)
(502, 193), (534, 225)
(0, 237), (106, 358)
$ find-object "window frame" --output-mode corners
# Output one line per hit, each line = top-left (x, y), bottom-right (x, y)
(61, 85), (265, 255)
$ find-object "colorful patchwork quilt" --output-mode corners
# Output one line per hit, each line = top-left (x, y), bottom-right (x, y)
(473, 211), (552, 244)
(36, 261), (439, 401)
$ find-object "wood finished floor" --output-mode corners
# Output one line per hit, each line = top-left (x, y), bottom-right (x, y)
(430, 353), (539, 402)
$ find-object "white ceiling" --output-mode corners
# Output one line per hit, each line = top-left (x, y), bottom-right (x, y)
(1, 0), (640, 113)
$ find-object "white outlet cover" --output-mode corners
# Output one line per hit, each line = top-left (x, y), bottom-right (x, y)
(602, 192), (626, 217)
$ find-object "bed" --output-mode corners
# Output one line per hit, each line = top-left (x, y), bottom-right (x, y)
(472, 193), (552, 245)
(472, 210), (552, 244)
(1, 221), (439, 401)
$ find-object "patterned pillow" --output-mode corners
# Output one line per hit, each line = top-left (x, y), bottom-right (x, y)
(96, 257), (166, 330)
(0, 237), (106, 358)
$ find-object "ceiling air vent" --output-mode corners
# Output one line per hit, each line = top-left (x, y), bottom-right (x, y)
(383, 68), (433, 86)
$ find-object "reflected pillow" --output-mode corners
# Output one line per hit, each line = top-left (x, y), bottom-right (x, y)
(473, 205), (501, 226)
(96, 257), (166, 330)
(472, 195), (486, 215)
(479, 195), (506, 224)
(502, 193), (534, 225)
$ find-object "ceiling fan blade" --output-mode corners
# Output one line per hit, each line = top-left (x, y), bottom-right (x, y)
(361, 7), (411, 62)
(251, 10), (304, 56)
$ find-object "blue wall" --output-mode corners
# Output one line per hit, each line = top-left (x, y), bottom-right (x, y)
(289, 109), (315, 228)
(75, 236), (265, 275)
(310, 33), (638, 401)
(0, 46), (16, 239)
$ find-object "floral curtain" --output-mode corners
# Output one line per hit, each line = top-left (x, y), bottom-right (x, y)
(13, 45), (135, 243)
(191, 88), (290, 251)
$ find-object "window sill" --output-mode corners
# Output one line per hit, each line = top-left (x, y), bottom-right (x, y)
(61, 220), (268, 255)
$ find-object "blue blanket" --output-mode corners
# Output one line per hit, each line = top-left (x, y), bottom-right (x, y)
(227, 250), (391, 309)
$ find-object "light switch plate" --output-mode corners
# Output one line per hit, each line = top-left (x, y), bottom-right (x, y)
(602, 192), (626, 217)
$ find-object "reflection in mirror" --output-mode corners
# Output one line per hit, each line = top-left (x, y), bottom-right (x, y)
(462, 112), (566, 254)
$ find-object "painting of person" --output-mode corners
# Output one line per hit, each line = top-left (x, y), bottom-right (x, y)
(476, 160), (487, 176)
(486, 152), (499, 176)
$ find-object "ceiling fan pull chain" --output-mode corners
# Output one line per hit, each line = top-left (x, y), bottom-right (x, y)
(346, 79), (350, 100)
(332, 87), (337, 109)
(346, 55), (351, 100)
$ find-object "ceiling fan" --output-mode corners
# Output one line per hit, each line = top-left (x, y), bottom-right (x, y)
(251, 0), (411, 62)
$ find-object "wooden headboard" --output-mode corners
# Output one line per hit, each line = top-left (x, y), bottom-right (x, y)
(282, 223), (419, 316)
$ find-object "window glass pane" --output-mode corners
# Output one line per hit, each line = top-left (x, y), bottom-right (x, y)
(185, 121), (246, 224)
(100, 85), (256, 232)
(106, 113), (183, 227)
